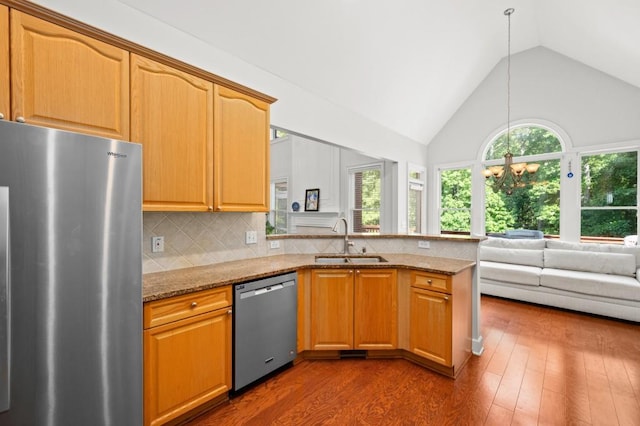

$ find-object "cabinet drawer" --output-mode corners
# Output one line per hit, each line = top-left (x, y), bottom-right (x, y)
(144, 286), (232, 329)
(410, 271), (451, 293)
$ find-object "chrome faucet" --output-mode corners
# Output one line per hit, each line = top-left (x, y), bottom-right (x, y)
(332, 217), (354, 254)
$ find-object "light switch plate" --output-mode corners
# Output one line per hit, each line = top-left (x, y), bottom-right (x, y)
(270, 240), (280, 249)
(418, 240), (430, 249)
(245, 230), (258, 244)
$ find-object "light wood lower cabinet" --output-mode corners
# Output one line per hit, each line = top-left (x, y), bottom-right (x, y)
(309, 268), (397, 351)
(410, 287), (452, 365)
(409, 269), (472, 374)
(0, 5), (8, 120)
(10, 11), (130, 139)
(310, 269), (354, 350)
(143, 286), (232, 426)
(354, 269), (398, 350)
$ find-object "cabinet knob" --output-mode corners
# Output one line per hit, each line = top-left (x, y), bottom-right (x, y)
(356, 270), (360, 274)
(190, 301), (198, 308)
(208, 206), (213, 211)
(227, 309), (233, 315)
(427, 279), (433, 284)
(16, 116), (25, 123)
(444, 296), (449, 301)
(0, 113), (4, 120)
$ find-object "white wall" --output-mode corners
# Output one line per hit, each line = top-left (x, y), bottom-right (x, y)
(428, 47), (640, 164)
(426, 47), (640, 237)
(33, 0), (428, 166)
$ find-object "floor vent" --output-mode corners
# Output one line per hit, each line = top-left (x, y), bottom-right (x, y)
(340, 350), (367, 359)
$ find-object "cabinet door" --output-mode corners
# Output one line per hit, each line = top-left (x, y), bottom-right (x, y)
(410, 287), (452, 366)
(131, 54), (213, 211)
(310, 269), (353, 350)
(10, 11), (129, 139)
(354, 269), (397, 350)
(213, 85), (269, 212)
(0, 5), (8, 119)
(144, 307), (231, 426)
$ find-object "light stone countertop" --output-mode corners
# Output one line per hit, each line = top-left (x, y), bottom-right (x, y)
(143, 253), (476, 302)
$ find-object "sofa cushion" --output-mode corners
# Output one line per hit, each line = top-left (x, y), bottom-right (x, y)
(543, 248), (636, 277)
(541, 268), (640, 302)
(479, 246), (544, 268)
(479, 261), (541, 286)
(545, 240), (600, 252)
(482, 237), (546, 250)
(546, 240), (640, 265)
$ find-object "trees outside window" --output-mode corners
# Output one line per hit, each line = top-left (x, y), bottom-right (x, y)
(440, 168), (471, 233)
(581, 151), (638, 238)
(349, 166), (381, 233)
(483, 126), (562, 235)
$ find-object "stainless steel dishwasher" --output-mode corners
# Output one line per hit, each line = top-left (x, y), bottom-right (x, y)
(233, 271), (297, 391)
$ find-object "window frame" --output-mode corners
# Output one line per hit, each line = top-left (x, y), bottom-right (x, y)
(407, 164), (426, 234)
(578, 147), (640, 240)
(269, 178), (289, 234)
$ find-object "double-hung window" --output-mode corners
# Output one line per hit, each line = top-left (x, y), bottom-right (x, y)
(581, 150), (638, 239)
(348, 164), (382, 233)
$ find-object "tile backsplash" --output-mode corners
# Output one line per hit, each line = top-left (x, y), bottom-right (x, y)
(143, 212), (270, 273)
(143, 212), (479, 274)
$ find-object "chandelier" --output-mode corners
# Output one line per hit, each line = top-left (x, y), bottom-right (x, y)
(482, 8), (539, 195)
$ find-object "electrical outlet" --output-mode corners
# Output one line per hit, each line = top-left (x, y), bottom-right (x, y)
(418, 240), (430, 249)
(245, 230), (258, 245)
(152, 236), (165, 253)
(270, 240), (280, 249)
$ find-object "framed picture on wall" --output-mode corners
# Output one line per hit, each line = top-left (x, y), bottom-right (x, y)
(304, 188), (320, 211)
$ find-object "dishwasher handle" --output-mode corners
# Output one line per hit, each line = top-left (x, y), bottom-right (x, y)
(239, 280), (295, 300)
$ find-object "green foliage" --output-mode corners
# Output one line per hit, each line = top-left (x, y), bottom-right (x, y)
(484, 127), (562, 235)
(582, 151), (637, 207)
(361, 169), (381, 226)
(581, 209), (637, 237)
(441, 169), (472, 231)
(580, 151), (637, 237)
(486, 126), (562, 160)
(442, 127), (638, 238)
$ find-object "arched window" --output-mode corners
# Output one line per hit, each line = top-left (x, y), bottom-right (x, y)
(485, 126), (563, 160)
(483, 125), (564, 237)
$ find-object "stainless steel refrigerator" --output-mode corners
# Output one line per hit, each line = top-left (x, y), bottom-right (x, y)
(0, 120), (142, 425)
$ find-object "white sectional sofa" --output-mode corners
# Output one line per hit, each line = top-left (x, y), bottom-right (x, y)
(479, 237), (640, 322)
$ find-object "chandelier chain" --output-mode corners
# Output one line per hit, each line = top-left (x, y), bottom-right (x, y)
(506, 7), (513, 153)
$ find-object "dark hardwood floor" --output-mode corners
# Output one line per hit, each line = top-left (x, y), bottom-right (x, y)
(188, 296), (640, 425)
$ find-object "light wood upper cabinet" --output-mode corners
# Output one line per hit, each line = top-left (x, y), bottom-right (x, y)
(213, 85), (270, 212)
(10, 11), (129, 139)
(0, 5), (8, 120)
(354, 269), (397, 350)
(131, 54), (214, 211)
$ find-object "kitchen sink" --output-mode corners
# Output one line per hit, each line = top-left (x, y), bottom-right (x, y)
(347, 256), (387, 264)
(314, 256), (350, 264)
(314, 255), (387, 264)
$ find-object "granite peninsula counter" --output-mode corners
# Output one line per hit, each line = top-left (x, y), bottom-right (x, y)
(143, 253), (476, 302)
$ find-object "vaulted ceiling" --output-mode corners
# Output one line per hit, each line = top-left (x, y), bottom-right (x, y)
(119, 0), (640, 146)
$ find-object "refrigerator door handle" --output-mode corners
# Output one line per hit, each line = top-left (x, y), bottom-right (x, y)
(0, 187), (9, 413)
